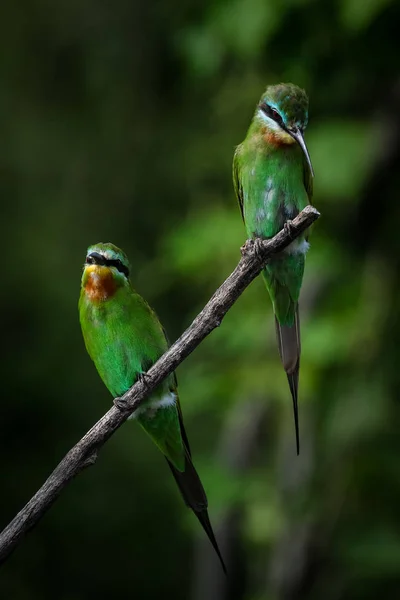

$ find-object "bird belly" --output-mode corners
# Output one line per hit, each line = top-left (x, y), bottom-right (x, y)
(246, 179), (308, 241)
(128, 390), (177, 420)
(283, 238), (310, 255)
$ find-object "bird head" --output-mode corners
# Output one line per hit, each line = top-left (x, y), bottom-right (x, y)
(81, 242), (130, 302)
(256, 83), (314, 176)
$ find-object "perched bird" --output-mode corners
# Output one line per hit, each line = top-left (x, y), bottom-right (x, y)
(79, 242), (225, 572)
(233, 83), (314, 455)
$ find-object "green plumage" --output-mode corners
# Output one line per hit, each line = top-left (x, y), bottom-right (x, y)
(79, 261), (184, 469)
(233, 83), (314, 454)
(79, 242), (225, 571)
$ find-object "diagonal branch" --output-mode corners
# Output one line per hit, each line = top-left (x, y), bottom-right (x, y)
(0, 205), (320, 565)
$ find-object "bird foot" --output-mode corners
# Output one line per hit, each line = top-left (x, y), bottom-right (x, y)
(137, 371), (150, 388)
(240, 237), (264, 259)
(284, 220), (295, 239)
(113, 372), (150, 412)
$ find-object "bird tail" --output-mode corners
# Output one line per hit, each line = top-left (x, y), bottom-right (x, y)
(275, 304), (301, 455)
(166, 414), (227, 574)
(166, 459), (226, 574)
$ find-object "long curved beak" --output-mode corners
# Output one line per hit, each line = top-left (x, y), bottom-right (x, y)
(288, 128), (314, 177)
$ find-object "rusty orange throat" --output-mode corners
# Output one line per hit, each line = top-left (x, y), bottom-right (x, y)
(83, 265), (118, 302)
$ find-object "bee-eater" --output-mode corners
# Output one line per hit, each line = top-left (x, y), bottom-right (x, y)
(79, 242), (226, 572)
(233, 83), (314, 455)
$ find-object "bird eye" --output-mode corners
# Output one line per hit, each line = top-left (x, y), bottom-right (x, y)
(270, 108), (281, 121)
(260, 103), (284, 127)
(86, 252), (106, 266)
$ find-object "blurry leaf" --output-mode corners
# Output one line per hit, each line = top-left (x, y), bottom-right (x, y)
(340, 0), (391, 31)
(341, 528), (400, 576)
(246, 480), (284, 543)
(325, 378), (388, 451)
(178, 0), (284, 76)
(308, 120), (376, 201)
(163, 205), (243, 280)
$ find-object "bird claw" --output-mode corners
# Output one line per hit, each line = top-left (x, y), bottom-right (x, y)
(240, 237), (264, 259)
(113, 396), (128, 411)
(240, 239), (253, 256)
(253, 238), (265, 259)
(284, 220), (295, 238)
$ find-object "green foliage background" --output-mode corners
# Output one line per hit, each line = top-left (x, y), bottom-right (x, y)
(1, 0), (400, 598)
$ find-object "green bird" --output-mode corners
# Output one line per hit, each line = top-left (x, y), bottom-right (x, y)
(233, 83), (314, 455)
(79, 242), (226, 572)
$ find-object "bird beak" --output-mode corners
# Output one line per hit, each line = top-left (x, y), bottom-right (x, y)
(288, 128), (314, 177)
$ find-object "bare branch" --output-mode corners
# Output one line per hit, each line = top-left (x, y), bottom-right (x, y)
(0, 205), (320, 565)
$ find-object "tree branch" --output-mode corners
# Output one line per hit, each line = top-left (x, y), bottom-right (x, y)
(0, 205), (320, 565)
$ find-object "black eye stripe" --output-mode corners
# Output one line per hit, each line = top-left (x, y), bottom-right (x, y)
(107, 259), (129, 278)
(260, 103), (285, 129)
(86, 253), (129, 277)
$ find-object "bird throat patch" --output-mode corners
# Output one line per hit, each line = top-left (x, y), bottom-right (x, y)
(84, 266), (118, 302)
(261, 126), (295, 147)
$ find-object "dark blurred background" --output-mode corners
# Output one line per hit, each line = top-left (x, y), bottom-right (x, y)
(1, 0), (400, 598)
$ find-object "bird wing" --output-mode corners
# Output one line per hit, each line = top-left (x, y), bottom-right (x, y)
(303, 154), (314, 241)
(233, 145), (245, 222)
